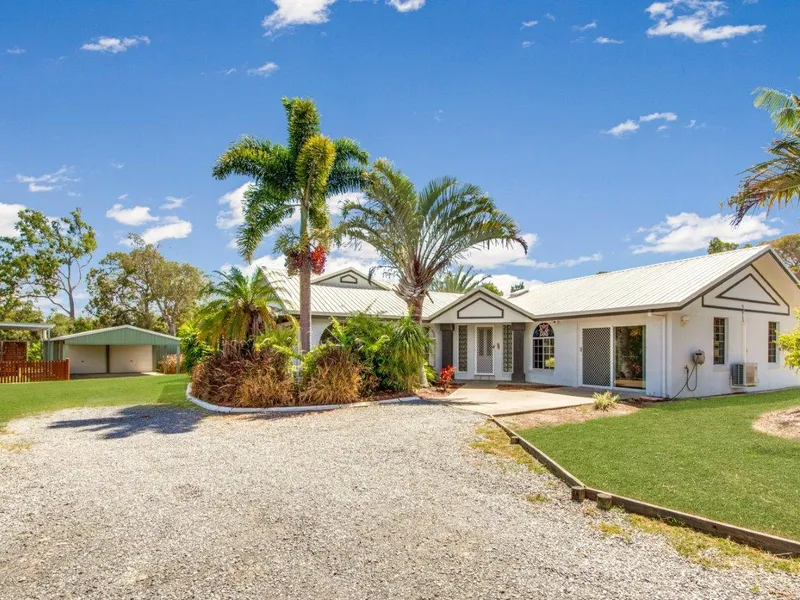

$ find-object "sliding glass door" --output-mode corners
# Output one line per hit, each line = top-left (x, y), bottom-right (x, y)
(614, 326), (645, 389)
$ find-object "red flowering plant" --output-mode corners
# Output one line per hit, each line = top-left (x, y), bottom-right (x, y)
(439, 365), (455, 392)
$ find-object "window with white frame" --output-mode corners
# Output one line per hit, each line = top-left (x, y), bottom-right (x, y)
(713, 317), (726, 365)
(532, 323), (555, 370)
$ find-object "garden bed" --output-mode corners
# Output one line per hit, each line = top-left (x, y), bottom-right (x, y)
(753, 406), (800, 441)
(186, 384), (421, 414)
(416, 383), (464, 400)
(503, 402), (639, 430)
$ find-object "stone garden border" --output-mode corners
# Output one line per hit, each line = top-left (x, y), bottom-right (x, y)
(491, 416), (800, 558)
(185, 384), (423, 414)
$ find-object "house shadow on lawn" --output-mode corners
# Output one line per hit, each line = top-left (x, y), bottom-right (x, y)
(48, 405), (206, 440)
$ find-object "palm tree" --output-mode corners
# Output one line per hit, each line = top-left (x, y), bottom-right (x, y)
(338, 159), (527, 322)
(195, 267), (284, 343)
(729, 87), (800, 225)
(212, 98), (368, 353)
(431, 265), (488, 293)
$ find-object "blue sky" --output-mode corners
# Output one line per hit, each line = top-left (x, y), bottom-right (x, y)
(2, 0), (799, 308)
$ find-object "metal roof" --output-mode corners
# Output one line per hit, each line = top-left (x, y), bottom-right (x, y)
(263, 269), (463, 319)
(506, 245), (776, 319)
(0, 322), (54, 331)
(311, 267), (392, 290)
(49, 324), (179, 343)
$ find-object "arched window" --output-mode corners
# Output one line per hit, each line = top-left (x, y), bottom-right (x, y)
(533, 323), (555, 370)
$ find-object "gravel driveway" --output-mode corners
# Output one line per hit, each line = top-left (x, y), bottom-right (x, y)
(0, 403), (797, 599)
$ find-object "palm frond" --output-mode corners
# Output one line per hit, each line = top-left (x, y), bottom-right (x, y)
(754, 87), (800, 135)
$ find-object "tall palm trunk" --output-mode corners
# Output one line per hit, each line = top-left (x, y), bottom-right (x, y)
(298, 197), (312, 354)
(408, 294), (429, 387)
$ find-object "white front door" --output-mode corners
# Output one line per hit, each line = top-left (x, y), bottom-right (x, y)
(475, 326), (494, 375)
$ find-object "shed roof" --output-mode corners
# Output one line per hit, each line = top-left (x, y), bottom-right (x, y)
(49, 324), (179, 344)
(0, 322), (54, 331)
(506, 245), (783, 319)
(263, 269), (463, 319)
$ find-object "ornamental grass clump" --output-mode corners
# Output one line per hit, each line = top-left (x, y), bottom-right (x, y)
(300, 345), (360, 405)
(190, 341), (294, 407)
(592, 390), (620, 412)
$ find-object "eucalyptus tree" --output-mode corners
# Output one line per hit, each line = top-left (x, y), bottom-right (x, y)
(194, 267), (284, 343)
(730, 86), (800, 224)
(338, 159), (527, 322)
(212, 98), (368, 353)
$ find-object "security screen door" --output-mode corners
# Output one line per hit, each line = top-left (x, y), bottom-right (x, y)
(476, 326), (494, 375)
(582, 327), (611, 387)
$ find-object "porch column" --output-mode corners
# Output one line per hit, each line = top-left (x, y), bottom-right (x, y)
(440, 324), (454, 369)
(512, 323), (526, 383)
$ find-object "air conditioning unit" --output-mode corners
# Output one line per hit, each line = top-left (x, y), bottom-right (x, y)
(731, 363), (758, 387)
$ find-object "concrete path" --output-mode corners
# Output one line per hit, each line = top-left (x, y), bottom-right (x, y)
(438, 382), (638, 416)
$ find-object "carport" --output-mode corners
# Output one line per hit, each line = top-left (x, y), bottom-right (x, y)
(43, 325), (180, 376)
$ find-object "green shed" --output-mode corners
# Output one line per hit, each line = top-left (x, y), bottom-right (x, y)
(43, 325), (180, 376)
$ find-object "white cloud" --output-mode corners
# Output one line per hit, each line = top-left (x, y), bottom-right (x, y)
(603, 119), (640, 137)
(81, 35), (150, 53)
(247, 62), (279, 77)
(6, 47), (25, 55)
(544, 13), (556, 21)
(387, 0), (425, 12)
(216, 182), (253, 229)
(118, 193), (128, 200)
(595, 36), (624, 44)
(14, 166), (79, 192)
(0, 203), (25, 237)
(161, 195), (186, 210)
(646, 1), (765, 43)
(262, 0), (424, 33)
(640, 111), (678, 122)
(686, 119), (707, 129)
(521, 41), (534, 48)
(483, 274), (543, 296)
(521, 20), (538, 28)
(110, 161), (124, 169)
(657, 125), (669, 132)
(106, 203), (159, 226)
(574, 20), (597, 31)
(138, 217), (192, 245)
(632, 212), (779, 254)
(262, 0), (338, 32)
(67, 191), (81, 197)
(462, 233), (538, 269)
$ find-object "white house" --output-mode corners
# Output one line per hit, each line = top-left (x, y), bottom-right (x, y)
(263, 246), (800, 398)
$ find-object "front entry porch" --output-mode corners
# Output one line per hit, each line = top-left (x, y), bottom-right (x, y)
(435, 381), (641, 416)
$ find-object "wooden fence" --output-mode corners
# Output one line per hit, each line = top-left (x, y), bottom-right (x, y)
(0, 359), (70, 384)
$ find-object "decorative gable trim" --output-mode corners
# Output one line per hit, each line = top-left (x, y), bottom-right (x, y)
(456, 298), (505, 319)
(716, 273), (780, 306)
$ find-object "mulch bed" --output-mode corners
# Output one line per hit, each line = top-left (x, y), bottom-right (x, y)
(753, 406), (800, 441)
(502, 403), (639, 430)
(416, 383), (465, 400)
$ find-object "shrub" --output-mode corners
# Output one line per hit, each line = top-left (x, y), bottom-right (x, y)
(256, 320), (299, 359)
(179, 323), (213, 372)
(377, 315), (430, 392)
(592, 391), (619, 411)
(425, 363), (437, 386)
(300, 345), (360, 405)
(157, 354), (181, 374)
(190, 341), (294, 407)
(439, 365), (455, 392)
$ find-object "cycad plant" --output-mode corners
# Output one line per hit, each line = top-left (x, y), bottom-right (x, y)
(212, 98), (368, 352)
(730, 86), (800, 224)
(338, 159), (527, 321)
(195, 267), (284, 343)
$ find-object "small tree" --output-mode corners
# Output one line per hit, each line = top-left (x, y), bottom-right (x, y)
(482, 282), (503, 296)
(779, 311), (800, 371)
(707, 237), (739, 254)
(510, 281), (525, 294)
(0, 208), (96, 318)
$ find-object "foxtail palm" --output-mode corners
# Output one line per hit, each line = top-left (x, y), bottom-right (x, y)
(338, 159), (527, 322)
(431, 265), (489, 293)
(212, 98), (368, 353)
(195, 267), (283, 343)
(730, 86), (800, 224)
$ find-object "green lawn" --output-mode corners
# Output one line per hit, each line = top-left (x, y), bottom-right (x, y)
(519, 389), (800, 541)
(0, 375), (191, 426)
